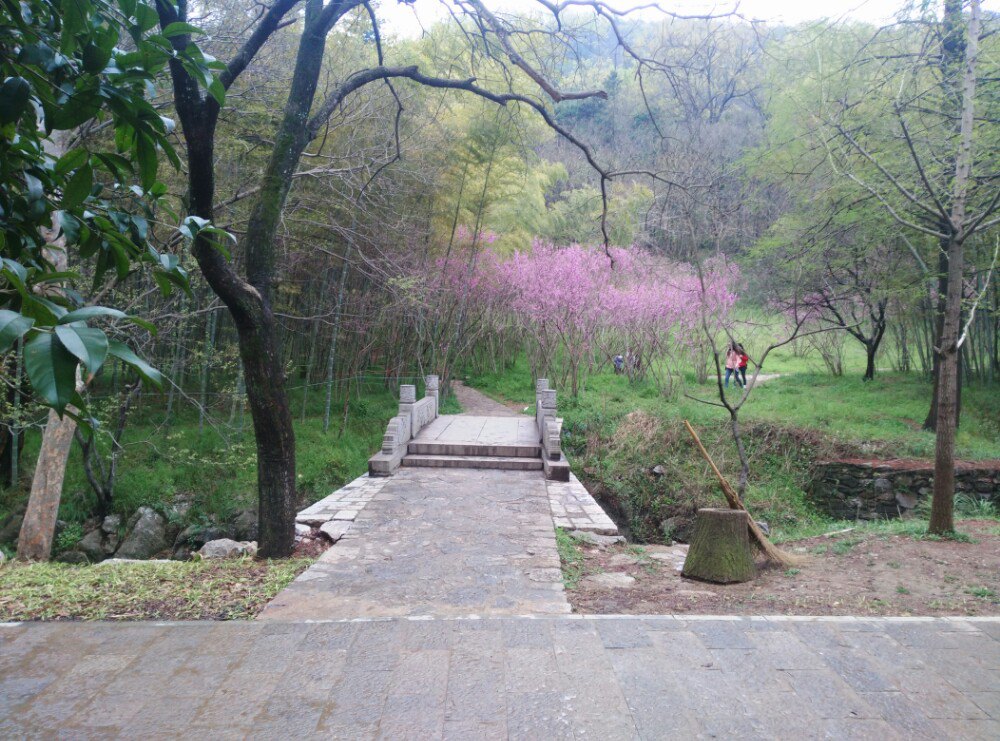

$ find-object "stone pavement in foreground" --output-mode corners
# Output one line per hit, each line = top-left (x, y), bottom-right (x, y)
(3, 616), (999, 738)
(260, 468), (569, 619)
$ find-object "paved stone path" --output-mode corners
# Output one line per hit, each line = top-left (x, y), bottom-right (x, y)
(7, 381), (997, 737)
(3, 616), (998, 738)
(261, 468), (569, 620)
(414, 414), (539, 450)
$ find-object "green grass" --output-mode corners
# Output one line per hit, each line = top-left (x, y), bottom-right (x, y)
(464, 343), (1000, 543)
(0, 558), (312, 620)
(967, 586), (998, 600)
(0, 385), (399, 546)
(555, 528), (586, 589)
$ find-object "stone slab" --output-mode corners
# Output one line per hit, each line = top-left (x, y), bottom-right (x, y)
(3, 616), (997, 738)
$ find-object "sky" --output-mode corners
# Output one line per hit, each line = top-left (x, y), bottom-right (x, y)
(376, 0), (948, 38)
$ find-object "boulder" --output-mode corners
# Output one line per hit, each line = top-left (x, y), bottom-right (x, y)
(660, 515), (694, 543)
(0, 511), (24, 545)
(567, 530), (625, 547)
(77, 528), (106, 562)
(56, 550), (89, 565)
(115, 507), (169, 559)
(174, 524), (233, 549)
(232, 510), (258, 541)
(103, 532), (120, 554)
(101, 514), (122, 535)
(198, 538), (257, 559)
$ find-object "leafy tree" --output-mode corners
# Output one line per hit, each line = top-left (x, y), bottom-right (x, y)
(2, 0), (215, 559)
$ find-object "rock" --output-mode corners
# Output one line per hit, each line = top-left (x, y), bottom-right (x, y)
(115, 507), (169, 560)
(232, 510), (258, 541)
(198, 538), (257, 559)
(77, 528), (106, 562)
(319, 521), (351, 543)
(0, 512), (24, 544)
(174, 524), (232, 549)
(661, 515), (694, 543)
(294, 523), (312, 540)
(567, 530), (624, 547)
(580, 572), (636, 589)
(103, 532), (120, 554)
(651, 465), (665, 477)
(56, 550), (89, 565)
(96, 558), (172, 567)
(101, 514), (122, 535)
(608, 553), (641, 567)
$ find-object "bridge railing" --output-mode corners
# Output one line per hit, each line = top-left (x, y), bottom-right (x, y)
(369, 375), (439, 476)
(535, 378), (569, 481)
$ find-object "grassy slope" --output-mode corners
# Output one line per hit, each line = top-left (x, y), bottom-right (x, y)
(0, 386), (401, 546)
(464, 345), (1000, 541)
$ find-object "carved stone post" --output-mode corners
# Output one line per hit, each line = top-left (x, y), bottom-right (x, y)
(540, 389), (558, 456)
(425, 375), (439, 417)
(535, 378), (549, 439)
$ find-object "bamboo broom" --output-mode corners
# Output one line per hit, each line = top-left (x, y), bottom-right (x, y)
(684, 420), (802, 567)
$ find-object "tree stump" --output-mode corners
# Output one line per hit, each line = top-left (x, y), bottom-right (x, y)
(682, 508), (756, 584)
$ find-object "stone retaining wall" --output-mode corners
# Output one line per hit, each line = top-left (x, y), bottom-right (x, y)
(808, 459), (1000, 520)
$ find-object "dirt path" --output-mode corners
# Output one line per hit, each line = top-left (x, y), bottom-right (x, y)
(566, 520), (1000, 617)
(451, 379), (523, 416)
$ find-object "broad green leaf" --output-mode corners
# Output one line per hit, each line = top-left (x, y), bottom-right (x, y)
(0, 310), (34, 353)
(108, 340), (162, 387)
(61, 163), (93, 209)
(25, 333), (79, 412)
(55, 325), (109, 376)
(161, 22), (204, 37)
(135, 133), (157, 192)
(54, 148), (88, 177)
(58, 306), (127, 324)
(0, 77), (31, 125)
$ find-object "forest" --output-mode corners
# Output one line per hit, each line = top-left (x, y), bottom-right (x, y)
(1, 0), (999, 583)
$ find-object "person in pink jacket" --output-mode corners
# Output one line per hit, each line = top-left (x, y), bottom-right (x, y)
(724, 342), (742, 388)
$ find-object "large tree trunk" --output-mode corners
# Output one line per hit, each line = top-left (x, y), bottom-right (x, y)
(928, 0), (980, 535)
(929, 238), (964, 535)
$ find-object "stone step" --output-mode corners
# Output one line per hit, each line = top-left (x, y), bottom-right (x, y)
(401, 454), (544, 471)
(407, 441), (542, 458)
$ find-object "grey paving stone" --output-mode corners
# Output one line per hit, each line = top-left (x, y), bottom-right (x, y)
(596, 618), (654, 649)
(787, 669), (881, 719)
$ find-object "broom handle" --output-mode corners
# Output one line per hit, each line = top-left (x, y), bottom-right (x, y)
(683, 420), (743, 511)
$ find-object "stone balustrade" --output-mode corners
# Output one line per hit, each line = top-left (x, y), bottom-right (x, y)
(369, 375), (440, 476)
(535, 379), (569, 481)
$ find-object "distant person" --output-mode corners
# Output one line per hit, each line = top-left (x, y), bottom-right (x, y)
(738, 345), (749, 388)
(724, 342), (741, 388)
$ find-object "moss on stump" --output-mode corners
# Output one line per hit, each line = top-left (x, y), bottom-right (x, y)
(682, 508), (756, 584)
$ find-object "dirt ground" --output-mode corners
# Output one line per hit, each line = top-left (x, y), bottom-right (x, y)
(566, 520), (1000, 616)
